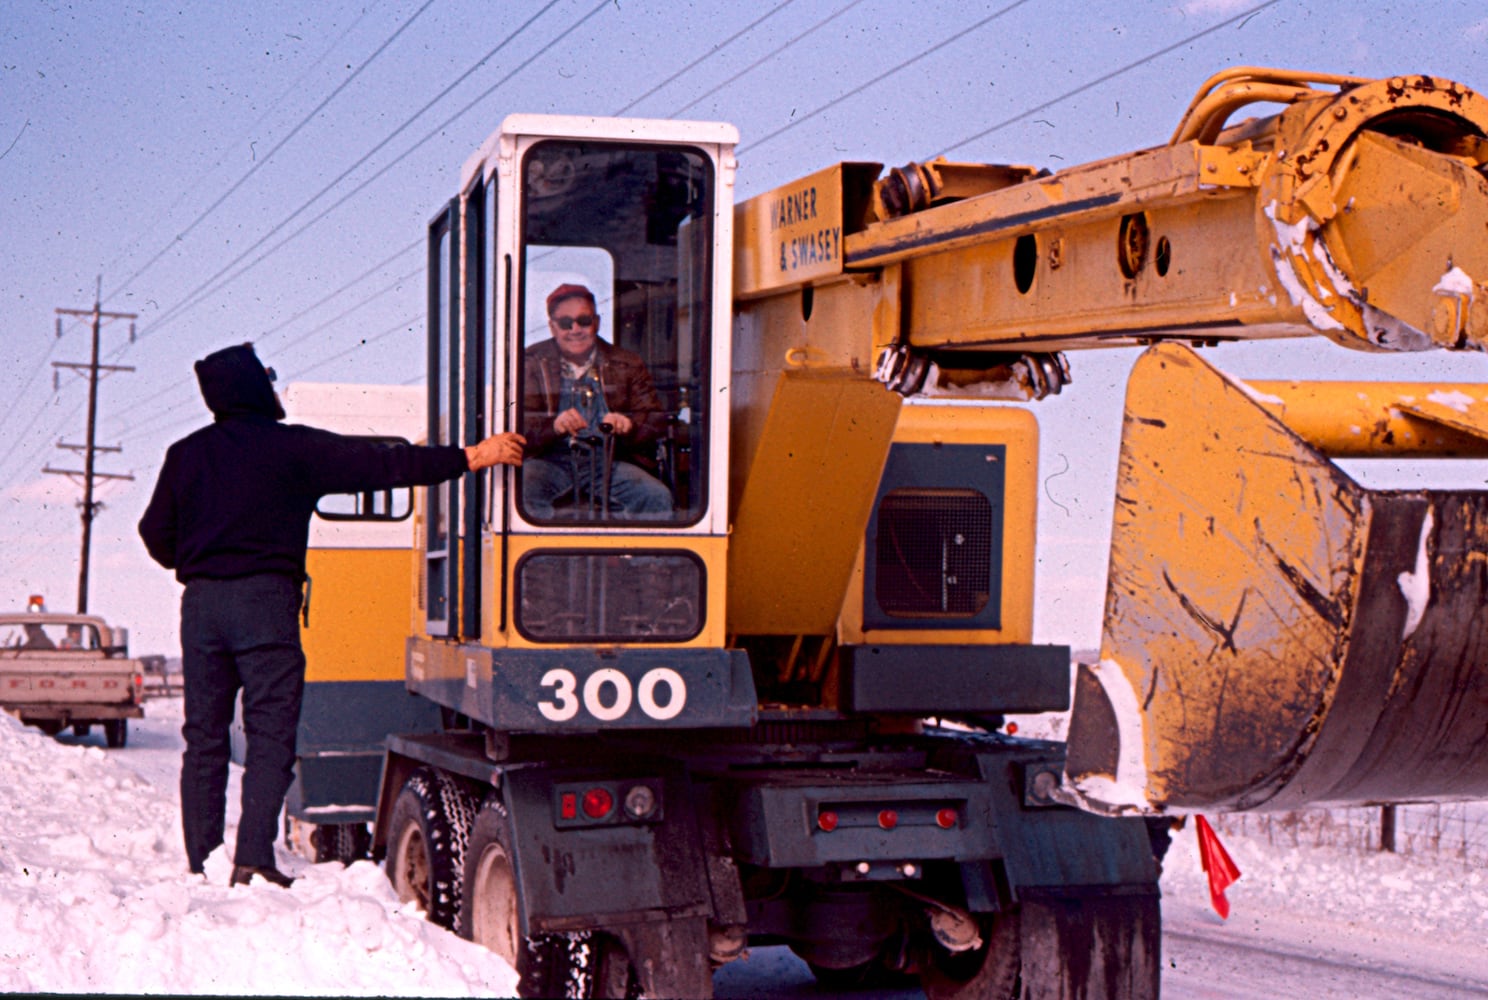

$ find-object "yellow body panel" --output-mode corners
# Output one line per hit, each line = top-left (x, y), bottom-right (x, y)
(839, 403), (1039, 646)
(302, 547), (416, 684)
(733, 163), (878, 297)
(728, 369), (902, 636)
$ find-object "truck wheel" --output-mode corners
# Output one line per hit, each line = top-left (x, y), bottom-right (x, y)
(315, 823), (371, 864)
(34, 720), (64, 737)
(72, 723), (92, 738)
(460, 797), (554, 995)
(104, 719), (128, 748)
(386, 768), (477, 930)
(460, 798), (639, 998)
(921, 893), (1161, 1000)
(919, 909), (1021, 1000)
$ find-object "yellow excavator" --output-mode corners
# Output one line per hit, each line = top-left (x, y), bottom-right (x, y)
(282, 67), (1488, 997)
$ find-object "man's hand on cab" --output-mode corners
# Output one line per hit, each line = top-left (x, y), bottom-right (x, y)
(465, 432), (526, 470)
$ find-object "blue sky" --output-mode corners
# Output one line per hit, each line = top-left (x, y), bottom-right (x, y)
(3, 0), (1487, 653)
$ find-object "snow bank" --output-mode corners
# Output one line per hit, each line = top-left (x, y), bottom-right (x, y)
(0, 706), (518, 996)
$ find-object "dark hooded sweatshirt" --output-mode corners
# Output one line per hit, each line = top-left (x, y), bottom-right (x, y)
(138, 344), (468, 584)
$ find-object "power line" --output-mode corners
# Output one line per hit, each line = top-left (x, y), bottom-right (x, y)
(103, 0), (436, 306)
(133, 0), (574, 342)
(737, 0), (1036, 155)
(612, 0), (800, 116)
(105, 237), (422, 428)
(937, 0), (1285, 157)
(0, 328), (74, 480)
(671, 0), (872, 118)
(113, 269), (422, 448)
(98, 0), (582, 436)
(98, 2), (381, 288)
(117, 312), (422, 454)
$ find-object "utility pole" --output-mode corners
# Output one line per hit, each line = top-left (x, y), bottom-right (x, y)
(45, 278), (137, 614)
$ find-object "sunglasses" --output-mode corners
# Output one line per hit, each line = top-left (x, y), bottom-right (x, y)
(552, 315), (597, 331)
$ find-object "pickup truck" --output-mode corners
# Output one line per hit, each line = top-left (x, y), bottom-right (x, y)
(0, 608), (145, 747)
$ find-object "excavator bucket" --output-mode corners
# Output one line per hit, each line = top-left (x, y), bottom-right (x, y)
(1065, 343), (1488, 814)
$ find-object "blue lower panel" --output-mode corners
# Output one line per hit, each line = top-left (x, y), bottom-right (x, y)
(285, 679), (445, 822)
(417, 646), (758, 732)
(504, 764), (711, 932)
(840, 644), (1071, 714)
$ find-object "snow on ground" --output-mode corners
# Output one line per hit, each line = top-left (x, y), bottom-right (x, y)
(1160, 814), (1488, 996)
(0, 698), (518, 996)
(7, 693), (1488, 997)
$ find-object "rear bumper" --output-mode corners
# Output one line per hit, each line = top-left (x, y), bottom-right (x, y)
(5, 703), (144, 722)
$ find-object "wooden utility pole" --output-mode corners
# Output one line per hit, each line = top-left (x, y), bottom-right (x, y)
(46, 279), (137, 613)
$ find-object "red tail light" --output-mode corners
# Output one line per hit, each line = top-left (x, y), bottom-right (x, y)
(582, 787), (614, 819)
(878, 809), (898, 830)
(817, 810), (839, 832)
(936, 807), (959, 829)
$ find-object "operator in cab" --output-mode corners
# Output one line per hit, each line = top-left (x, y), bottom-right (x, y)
(138, 342), (524, 889)
(521, 283), (673, 519)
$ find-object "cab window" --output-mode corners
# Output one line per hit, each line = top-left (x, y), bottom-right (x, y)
(516, 141), (714, 527)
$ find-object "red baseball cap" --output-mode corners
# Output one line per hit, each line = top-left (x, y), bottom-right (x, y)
(546, 283), (595, 315)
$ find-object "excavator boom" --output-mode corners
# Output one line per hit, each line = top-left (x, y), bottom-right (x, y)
(734, 68), (1488, 817)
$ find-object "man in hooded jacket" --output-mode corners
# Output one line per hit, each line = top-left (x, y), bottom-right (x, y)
(139, 343), (523, 887)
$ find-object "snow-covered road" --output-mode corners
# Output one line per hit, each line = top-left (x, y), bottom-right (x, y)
(6, 696), (1488, 997)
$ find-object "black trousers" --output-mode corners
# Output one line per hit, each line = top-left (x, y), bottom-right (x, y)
(179, 575), (304, 871)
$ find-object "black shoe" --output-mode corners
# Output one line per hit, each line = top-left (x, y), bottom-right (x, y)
(229, 864), (296, 888)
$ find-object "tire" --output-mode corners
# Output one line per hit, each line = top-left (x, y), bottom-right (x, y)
(104, 719), (127, 748)
(386, 768), (478, 930)
(460, 797), (639, 998)
(34, 720), (64, 737)
(920, 893), (1161, 1000)
(919, 908), (1021, 1000)
(313, 823), (371, 865)
(72, 723), (92, 738)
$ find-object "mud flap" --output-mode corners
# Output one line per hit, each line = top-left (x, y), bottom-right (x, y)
(1019, 889), (1161, 1000)
(614, 917), (713, 998)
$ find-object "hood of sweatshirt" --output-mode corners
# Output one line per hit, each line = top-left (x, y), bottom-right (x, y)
(194, 343), (286, 421)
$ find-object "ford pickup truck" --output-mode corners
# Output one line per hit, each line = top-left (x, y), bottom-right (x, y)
(0, 605), (145, 747)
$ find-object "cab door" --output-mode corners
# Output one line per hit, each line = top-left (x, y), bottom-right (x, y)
(491, 116), (739, 650)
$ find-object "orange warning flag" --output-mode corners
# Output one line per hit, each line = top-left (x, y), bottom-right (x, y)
(1195, 814), (1242, 919)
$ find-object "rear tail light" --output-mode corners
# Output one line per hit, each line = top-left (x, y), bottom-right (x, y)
(554, 779), (662, 828)
(582, 787), (614, 819)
